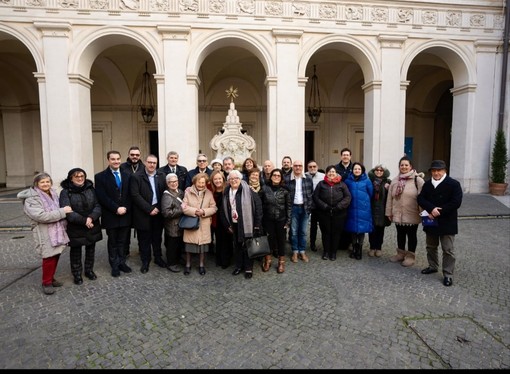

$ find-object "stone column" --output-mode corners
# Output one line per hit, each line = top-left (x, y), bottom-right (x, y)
(158, 26), (195, 167)
(273, 29), (304, 163)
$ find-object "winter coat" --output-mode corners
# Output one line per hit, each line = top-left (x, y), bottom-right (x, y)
(182, 186), (217, 245)
(344, 173), (374, 234)
(385, 170), (424, 225)
(368, 168), (391, 227)
(94, 167), (132, 229)
(221, 183), (263, 243)
(259, 184), (291, 226)
(130, 170), (167, 231)
(161, 189), (184, 238)
(287, 174), (314, 214)
(312, 178), (351, 216)
(18, 188), (69, 259)
(59, 179), (103, 247)
(417, 175), (463, 236)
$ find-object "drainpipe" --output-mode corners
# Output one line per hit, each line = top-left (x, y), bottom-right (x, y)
(498, 0), (509, 132)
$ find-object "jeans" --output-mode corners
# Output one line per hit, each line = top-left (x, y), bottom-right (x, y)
(291, 205), (309, 253)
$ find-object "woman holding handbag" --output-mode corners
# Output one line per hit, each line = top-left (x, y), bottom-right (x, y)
(181, 172), (217, 275)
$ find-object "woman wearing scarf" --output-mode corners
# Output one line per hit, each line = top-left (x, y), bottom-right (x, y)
(258, 168), (291, 273)
(385, 156), (425, 267)
(312, 165), (351, 261)
(367, 164), (391, 257)
(221, 169), (263, 279)
(18, 173), (72, 295)
(60, 168), (103, 285)
(344, 162), (374, 260)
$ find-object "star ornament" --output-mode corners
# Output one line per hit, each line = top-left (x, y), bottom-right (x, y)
(226, 86), (239, 102)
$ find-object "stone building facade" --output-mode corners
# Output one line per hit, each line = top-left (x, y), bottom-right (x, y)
(0, 0), (508, 193)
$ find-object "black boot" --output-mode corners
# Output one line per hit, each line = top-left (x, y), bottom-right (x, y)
(329, 250), (336, 261)
(354, 243), (362, 260)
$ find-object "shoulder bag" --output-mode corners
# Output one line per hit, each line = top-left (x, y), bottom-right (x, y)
(178, 191), (204, 230)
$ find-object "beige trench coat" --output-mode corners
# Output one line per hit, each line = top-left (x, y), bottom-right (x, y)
(182, 187), (217, 245)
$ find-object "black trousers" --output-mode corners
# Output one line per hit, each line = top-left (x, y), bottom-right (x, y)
(136, 215), (164, 266)
(264, 219), (287, 257)
(164, 234), (184, 266)
(232, 223), (253, 271)
(309, 209), (320, 249)
(106, 226), (131, 271)
(70, 244), (95, 276)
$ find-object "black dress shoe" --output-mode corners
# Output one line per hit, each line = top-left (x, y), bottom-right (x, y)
(184, 266), (191, 276)
(232, 268), (242, 276)
(244, 272), (253, 279)
(111, 270), (121, 277)
(199, 266), (206, 275)
(154, 257), (167, 268)
(119, 264), (132, 273)
(140, 264), (149, 274)
(443, 277), (453, 287)
(310, 246), (317, 252)
(421, 267), (438, 275)
(73, 276), (83, 285)
(85, 271), (97, 280)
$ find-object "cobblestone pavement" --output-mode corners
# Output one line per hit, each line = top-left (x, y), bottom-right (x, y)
(0, 193), (509, 369)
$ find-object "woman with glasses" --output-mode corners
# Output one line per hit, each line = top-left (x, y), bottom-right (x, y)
(59, 168), (103, 285)
(312, 165), (352, 261)
(221, 170), (263, 279)
(367, 164), (392, 257)
(258, 168), (291, 273)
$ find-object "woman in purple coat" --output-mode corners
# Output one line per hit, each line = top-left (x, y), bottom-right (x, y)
(344, 162), (374, 260)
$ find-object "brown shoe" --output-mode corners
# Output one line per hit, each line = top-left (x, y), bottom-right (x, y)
(374, 250), (383, 257)
(291, 253), (298, 263)
(300, 253), (309, 262)
(277, 256), (285, 273)
(261, 255), (272, 272)
(368, 249), (376, 257)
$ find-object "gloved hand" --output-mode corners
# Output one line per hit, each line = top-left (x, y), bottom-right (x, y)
(253, 227), (261, 237)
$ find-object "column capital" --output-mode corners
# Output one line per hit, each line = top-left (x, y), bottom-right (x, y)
(272, 29), (303, 43)
(34, 22), (71, 37)
(378, 34), (407, 48)
(157, 26), (191, 40)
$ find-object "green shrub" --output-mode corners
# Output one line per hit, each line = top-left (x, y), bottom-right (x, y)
(490, 129), (509, 183)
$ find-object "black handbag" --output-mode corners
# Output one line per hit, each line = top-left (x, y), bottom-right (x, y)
(245, 235), (271, 259)
(178, 191), (204, 230)
(178, 215), (200, 230)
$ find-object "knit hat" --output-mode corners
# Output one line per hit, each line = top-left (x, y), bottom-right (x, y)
(67, 167), (87, 181)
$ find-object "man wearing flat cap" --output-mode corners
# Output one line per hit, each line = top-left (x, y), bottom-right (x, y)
(417, 160), (463, 287)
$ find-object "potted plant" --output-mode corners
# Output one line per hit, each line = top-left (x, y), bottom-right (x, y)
(489, 129), (509, 196)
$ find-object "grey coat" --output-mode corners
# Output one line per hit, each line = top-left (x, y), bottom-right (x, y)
(18, 188), (69, 258)
(161, 189), (184, 238)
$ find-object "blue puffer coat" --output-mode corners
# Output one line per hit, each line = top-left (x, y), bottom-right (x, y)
(344, 172), (374, 234)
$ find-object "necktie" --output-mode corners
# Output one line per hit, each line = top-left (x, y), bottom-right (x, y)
(113, 171), (121, 189)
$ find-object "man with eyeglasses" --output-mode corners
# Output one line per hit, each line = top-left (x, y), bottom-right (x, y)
(305, 160), (325, 252)
(185, 154), (212, 189)
(120, 146), (145, 176)
(158, 150), (188, 192)
(288, 160), (314, 263)
(130, 154), (168, 273)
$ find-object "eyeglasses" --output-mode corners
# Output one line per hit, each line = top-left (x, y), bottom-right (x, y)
(197, 159), (207, 163)
(375, 169), (384, 172)
(168, 180), (178, 183)
(73, 175), (85, 179)
(294, 165), (303, 167)
(146, 161), (157, 165)
(229, 177), (240, 181)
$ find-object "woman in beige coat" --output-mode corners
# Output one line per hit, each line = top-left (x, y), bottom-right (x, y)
(181, 172), (217, 275)
(17, 172), (72, 295)
(385, 156), (424, 267)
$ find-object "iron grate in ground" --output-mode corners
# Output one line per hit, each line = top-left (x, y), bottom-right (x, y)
(405, 316), (510, 369)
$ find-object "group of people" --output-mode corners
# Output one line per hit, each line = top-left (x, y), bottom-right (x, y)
(18, 146), (463, 295)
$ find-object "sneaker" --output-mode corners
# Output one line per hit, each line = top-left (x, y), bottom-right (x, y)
(167, 264), (181, 273)
(42, 285), (55, 295)
(51, 279), (63, 287)
(368, 249), (376, 257)
(375, 250), (383, 257)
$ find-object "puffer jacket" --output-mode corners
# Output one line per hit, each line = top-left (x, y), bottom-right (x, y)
(368, 167), (391, 227)
(18, 188), (69, 258)
(161, 189), (184, 238)
(59, 179), (103, 246)
(344, 172), (374, 234)
(182, 186), (217, 245)
(312, 178), (351, 215)
(385, 170), (424, 225)
(259, 184), (291, 226)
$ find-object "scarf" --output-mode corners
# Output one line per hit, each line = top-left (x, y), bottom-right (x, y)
(34, 187), (69, 247)
(432, 173), (447, 188)
(223, 181), (254, 238)
(249, 179), (261, 193)
(324, 175), (341, 186)
(395, 170), (415, 199)
(372, 177), (383, 201)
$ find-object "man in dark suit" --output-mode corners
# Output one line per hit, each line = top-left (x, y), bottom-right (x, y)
(130, 154), (168, 273)
(418, 160), (463, 287)
(158, 150), (188, 192)
(185, 153), (212, 189)
(95, 150), (133, 277)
